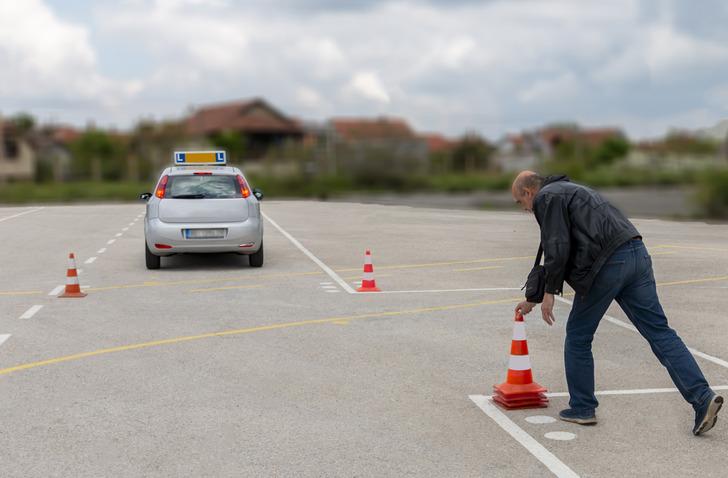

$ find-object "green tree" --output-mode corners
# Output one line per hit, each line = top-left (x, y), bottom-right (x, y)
(591, 137), (630, 166)
(9, 112), (36, 135)
(70, 130), (126, 181)
(451, 134), (494, 172)
(210, 131), (247, 162)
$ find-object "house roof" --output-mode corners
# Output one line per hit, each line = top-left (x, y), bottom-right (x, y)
(186, 98), (302, 136)
(420, 133), (455, 153)
(330, 117), (415, 141)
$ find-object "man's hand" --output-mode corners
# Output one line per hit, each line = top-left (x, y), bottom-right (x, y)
(515, 300), (536, 316)
(541, 293), (556, 326)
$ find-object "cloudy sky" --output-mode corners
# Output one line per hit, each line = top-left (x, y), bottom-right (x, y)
(1, 0), (727, 139)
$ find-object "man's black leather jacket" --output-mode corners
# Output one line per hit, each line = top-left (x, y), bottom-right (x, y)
(533, 175), (641, 297)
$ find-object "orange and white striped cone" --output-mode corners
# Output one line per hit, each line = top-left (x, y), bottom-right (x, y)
(356, 249), (381, 292)
(59, 253), (87, 298)
(492, 312), (548, 409)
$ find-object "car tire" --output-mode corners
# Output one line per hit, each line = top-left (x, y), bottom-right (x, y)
(249, 241), (264, 267)
(146, 242), (161, 269)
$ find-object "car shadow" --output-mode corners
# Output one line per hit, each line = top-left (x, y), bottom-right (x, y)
(159, 253), (250, 270)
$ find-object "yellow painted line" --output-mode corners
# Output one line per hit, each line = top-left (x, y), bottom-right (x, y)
(335, 255), (534, 273)
(332, 320), (350, 325)
(0, 290), (43, 297)
(86, 271), (323, 292)
(0, 296), (522, 378)
(650, 251), (677, 256)
(656, 276), (728, 288)
(656, 244), (728, 253)
(454, 266), (503, 272)
(190, 284), (264, 293)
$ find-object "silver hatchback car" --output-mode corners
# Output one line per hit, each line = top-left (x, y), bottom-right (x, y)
(140, 151), (264, 269)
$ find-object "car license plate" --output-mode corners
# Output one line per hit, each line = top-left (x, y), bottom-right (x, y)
(184, 228), (226, 239)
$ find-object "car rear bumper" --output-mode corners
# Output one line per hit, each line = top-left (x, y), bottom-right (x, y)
(145, 217), (262, 255)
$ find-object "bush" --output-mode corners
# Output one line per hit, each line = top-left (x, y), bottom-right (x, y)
(695, 169), (728, 219)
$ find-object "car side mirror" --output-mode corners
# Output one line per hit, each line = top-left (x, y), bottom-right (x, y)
(139, 192), (152, 201)
(253, 188), (264, 201)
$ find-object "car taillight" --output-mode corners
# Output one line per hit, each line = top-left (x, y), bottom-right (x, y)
(194, 172), (212, 175)
(155, 243), (172, 249)
(155, 175), (169, 199)
(236, 175), (251, 198)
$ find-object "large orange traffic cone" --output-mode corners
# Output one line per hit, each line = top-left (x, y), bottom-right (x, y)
(492, 312), (548, 409)
(59, 253), (87, 298)
(356, 249), (381, 292)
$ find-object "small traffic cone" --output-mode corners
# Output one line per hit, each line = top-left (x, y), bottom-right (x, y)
(59, 253), (87, 298)
(356, 249), (380, 292)
(492, 312), (548, 409)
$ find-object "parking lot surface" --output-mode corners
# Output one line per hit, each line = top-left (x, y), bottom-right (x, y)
(0, 201), (726, 477)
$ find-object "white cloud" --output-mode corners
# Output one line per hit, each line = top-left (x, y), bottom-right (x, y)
(345, 71), (390, 104)
(3, 0), (728, 138)
(645, 23), (728, 77)
(295, 86), (324, 109)
(518, 72), (583, 104)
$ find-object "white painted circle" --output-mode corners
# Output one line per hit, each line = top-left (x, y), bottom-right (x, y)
(544, 431), (576, 441)
(525, 415), (557, 424)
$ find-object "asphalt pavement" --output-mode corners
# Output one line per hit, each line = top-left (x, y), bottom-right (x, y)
(0, 201), (727, 477)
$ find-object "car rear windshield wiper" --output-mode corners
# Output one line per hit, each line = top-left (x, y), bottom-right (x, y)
(171, 194), (206, 199)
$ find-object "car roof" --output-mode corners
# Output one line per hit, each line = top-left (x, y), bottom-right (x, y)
(164, 166), (241, 176)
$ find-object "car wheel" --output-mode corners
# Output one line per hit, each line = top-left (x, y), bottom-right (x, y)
(145, 242), (161, 269)
(249, 241), (264, 268)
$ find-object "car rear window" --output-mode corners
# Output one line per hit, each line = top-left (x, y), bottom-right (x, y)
(167, 175), (241, 199)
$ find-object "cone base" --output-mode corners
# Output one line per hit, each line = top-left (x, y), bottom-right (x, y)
(492, 392), (549, 410)
(59, 291), (87, 298)
(356, 286), (380, 292)
(493, 381), (547, 397)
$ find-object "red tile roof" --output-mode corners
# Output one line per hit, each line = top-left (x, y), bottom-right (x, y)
(420, 133), (455, 153)
(186, 98), (302, 136)
(331, 117), (415, 141)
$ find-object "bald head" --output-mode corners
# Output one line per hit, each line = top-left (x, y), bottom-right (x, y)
(511, 170), (544, 213)
(512, 171), (543, 196)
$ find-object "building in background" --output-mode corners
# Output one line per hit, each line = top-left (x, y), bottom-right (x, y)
(185, 98), (303, 159)
(0, 116), (36, 182)
(493, 124), (624, 172)
(327, 117), (428, 175)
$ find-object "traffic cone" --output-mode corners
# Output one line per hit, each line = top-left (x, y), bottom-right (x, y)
(492, 312), (548, 409)
(356, 249), (381, 292)
(59, 253), (87, 298)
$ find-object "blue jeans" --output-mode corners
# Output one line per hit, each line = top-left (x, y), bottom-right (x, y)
(564, 239), (712, 413)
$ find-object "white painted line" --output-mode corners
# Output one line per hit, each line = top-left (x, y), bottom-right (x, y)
(0, 207), (44, 223)
(371, 287), (522, 294)
(688, 348), (728, 370)
(262, 212), (355, 294)
(128, 222), (134, 226)
(97, 248), (107, 254)
(107, 239), (116, 245)
(0, 334), (10, 347)
(115, 233), (122, 237)
(19, 305), (43, 320)
(321, 285), (338, 289)
(539, 385), (728, 398)
(469, 395), (580, 478)
(48, 285), (64, 296)
(84, 257), (97, 264)
(326, 290), (341, 293)
(320, 282), (333, 285)
(555, 296), (728, 370)
(122, 227), (129, 231)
